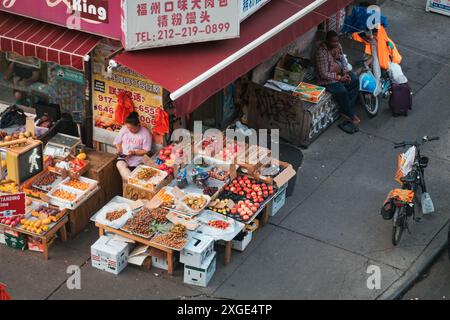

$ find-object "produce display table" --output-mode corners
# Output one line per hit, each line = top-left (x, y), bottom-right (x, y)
(3, 213), (68, 260)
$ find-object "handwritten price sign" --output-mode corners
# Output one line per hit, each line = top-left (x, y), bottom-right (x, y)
(123, 0), (240, 50)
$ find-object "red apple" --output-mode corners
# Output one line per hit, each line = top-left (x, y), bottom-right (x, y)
(243, 215), (250, 221)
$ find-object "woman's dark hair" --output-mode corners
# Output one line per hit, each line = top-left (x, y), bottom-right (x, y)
(125, 111), (140, 126)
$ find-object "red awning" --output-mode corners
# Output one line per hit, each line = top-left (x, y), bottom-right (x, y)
(0, 11), (100, 71)
(114, 0), (351, 116)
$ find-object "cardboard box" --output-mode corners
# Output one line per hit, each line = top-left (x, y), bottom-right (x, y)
(91, 236), (130, 275)
(293, 82), (326, 103)
(5, 233), (27, 250)
(180, 234), (215, 267)
(274, 54), (308, 86)
(232, 231), (253, 252)
(151, 252), (179, 271)
(218, 231), (253, 252)
(27, 235), (55, 252)
(0, 226), (5, 245)
(256, 160), (297, 188)
(269, 184), (288, 217)
(184, 252), (216, 287)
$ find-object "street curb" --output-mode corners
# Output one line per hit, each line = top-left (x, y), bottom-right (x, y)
(377, 221), (449, 300)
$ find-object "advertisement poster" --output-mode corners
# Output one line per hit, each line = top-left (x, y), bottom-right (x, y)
(93, 65), (163, 145)
(0, 0), (122, 39)
(123, 0), (240, 50)
(240, 0), (270, 21)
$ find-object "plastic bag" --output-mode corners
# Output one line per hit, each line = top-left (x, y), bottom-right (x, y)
(388, 62), (408, 85)
(95, 203), (133, 229)
(152, 109), (169, 135)
(395, 146), (416, 184)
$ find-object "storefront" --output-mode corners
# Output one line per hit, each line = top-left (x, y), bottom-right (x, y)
(0, 0), (350, 287)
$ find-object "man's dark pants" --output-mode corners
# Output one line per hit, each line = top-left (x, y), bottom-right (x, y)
(325, 72), (359, 119)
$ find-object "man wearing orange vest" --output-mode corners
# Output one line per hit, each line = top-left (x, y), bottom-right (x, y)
(352, 25), (402, 71)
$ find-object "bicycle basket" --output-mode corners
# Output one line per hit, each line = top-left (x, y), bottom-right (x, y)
(380, 198), (395, 220)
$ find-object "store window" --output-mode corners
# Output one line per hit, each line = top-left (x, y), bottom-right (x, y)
(0, 52), (48, 107)
(0, 52), (87, 124)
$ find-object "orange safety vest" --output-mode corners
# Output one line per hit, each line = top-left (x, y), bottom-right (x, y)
(352, 26), (402, 70)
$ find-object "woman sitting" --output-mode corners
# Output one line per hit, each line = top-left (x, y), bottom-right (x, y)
(114, 112), (152, 181)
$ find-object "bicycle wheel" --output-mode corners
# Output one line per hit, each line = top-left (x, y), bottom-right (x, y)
(392, 207), (406, 246)
(360, 93), (379, 118)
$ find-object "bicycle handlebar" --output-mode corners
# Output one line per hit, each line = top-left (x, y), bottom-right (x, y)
(394, 136), (440, 149)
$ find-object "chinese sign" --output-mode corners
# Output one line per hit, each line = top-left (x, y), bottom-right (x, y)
(426, 0), (450, 16)
(0, 0), (122, 39)
(0, 193), (26, 218)
(240, 0), (270, 21)
(123, 0), (240, 50)
(92, 65), (164, 145)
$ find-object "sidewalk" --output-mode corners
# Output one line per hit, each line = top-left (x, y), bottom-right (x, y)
(1, 0), (450, 300)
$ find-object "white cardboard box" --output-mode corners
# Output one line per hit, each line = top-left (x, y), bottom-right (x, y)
(151, 255), (179, 271)
(269, 184), (288, 217)
(217, 230), (253, 252)
(180, 233), (214, 267)
(232, 231), (253, 252)
(0, 226), (5, 245)
(91, 236), (130, 275)
(184, 252), (216, 287)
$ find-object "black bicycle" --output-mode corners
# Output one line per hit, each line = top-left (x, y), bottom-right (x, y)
(391, 136), (439, 246)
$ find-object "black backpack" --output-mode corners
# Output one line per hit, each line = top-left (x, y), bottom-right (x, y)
(0, 105), (26, 129)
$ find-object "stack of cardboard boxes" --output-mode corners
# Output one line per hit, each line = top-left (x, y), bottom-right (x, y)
(180, 234), (216, 287)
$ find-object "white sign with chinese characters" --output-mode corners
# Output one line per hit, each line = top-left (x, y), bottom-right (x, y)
(240, 0), (270, 21)
(123, 0), (240, 50)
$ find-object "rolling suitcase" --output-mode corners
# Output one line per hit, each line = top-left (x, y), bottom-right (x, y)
(389, 83), (412, 116)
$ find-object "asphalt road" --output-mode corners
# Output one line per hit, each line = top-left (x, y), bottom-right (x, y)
(402, 243), (450, 300)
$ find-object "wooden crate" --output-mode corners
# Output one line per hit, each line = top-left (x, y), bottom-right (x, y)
(84, 150), (122, 206)
(66, 189), (103, 237)
(247, 82), (339, 148)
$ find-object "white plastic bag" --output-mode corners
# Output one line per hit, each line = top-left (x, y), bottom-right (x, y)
(388, 62), (408, 85)
(95, 203), (133, 229)
(400, 146), (416, 177)
(421, 192), (435, 215)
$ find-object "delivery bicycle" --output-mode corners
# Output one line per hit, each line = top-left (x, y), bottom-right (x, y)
(381, 136), (439, 246)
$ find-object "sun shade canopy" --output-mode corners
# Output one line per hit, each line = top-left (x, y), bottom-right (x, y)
(114, 0), (351, 116)
(0, 11), (100, 71)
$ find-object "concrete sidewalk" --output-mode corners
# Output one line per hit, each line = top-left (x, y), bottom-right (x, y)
(1, 0), (450, 300)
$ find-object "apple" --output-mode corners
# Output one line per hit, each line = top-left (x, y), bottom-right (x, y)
(243, 215), (250, 221)
(231, 208), (237, 214)
(251, 207), (257, 213)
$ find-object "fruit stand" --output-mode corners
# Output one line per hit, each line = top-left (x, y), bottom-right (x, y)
(0, 135), (114, 258)
(88, 133), (297, 286)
